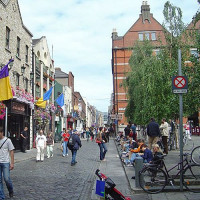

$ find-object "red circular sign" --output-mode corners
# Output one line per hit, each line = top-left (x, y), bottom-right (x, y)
(174, 76), (186, 88)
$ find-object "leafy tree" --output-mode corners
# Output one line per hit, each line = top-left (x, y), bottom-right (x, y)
(125, 1), (199, 125)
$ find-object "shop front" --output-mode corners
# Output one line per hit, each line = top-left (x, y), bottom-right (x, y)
(67, 115), (74, 130)
(4, 100), (31, 150)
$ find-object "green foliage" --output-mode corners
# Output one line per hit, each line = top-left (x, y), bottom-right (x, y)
(125, 40), (179, 125)
(125, 1), (199, 125)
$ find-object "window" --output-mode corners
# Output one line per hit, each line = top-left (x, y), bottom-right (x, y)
(151, 32), (156, 41)
(190, 49), (199, 58)
(145, 33), (150, 40)
(138, 33), (143, 41)
(25, 45), (28, 63)
(25, 78), (28, 91)
(16, 37), (20, 57)
(6, 27), (10, 49)
(16, 74), (20, 86)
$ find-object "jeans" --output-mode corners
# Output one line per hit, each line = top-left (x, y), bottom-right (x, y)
(71, 150), (77, 164)
(0, 163), (13, 200)
(63, 141), (68, 156)
(98, 143), (108, 160)
(130, 153), (140, 164)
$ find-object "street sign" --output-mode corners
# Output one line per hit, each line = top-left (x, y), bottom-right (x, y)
(172, 76), (188, 94)
(110, 114), (123, 120)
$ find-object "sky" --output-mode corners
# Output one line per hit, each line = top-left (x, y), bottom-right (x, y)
(18, 0), (199, 112)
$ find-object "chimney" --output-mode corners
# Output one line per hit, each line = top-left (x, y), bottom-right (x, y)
(141, 1), (151, 23)
(112, 28), (118, 40)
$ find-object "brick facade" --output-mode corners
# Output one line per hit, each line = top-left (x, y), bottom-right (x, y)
(112, 2), (166, 125)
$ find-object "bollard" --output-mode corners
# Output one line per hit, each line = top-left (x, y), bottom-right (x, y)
(135, 157), (143, 187)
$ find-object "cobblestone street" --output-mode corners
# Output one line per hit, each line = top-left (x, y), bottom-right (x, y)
(9, 140), (101, 200)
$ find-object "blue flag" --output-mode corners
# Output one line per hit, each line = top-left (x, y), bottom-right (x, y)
(43, 87), (53, 101)
(56, 93), (64, 107)
(95, 180), (105, 197)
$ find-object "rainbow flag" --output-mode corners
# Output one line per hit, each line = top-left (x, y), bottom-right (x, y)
(0, 60), (13, 101)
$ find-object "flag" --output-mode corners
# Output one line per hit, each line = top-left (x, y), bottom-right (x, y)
(35, 86), (53, 108)
(43, 87), (53, 101)
(95, 180), (105, 198)
(0, 60), (13, 101)
(56, 93), (64, 107)
(35, 97), (46, 108)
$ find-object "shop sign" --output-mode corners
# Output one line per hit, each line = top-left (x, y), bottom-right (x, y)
(12, 102), (26, 115)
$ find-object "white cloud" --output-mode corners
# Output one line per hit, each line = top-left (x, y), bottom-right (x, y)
(18, 0), (199, 112)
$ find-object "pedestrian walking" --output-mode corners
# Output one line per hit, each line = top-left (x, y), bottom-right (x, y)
(184, 121), (191, 139)
(96, 127), (108, 161)
(86, 128), (90, 142)
(20, 126), (28, 153)
(130, 123), (137, 141)
(35, 129), (47, 162)
(160, 118), (169, 154)
(0, 126), (14, 199)
(124, 124), (130, 139)
(62, 129), (70, 157)
(70, 130), (82, 166)
(90, 128), (94, 141)
(46, 132), (54, 158)
(147, 117), (161, 150)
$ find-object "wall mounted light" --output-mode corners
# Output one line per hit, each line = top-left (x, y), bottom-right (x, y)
(21, 64), (26, 73)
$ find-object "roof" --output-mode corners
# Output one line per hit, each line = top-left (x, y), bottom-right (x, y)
(55, 68), (68, 78)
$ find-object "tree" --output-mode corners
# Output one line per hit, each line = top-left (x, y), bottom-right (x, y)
(125, 40), (178, 125)
(125, 1), (199, 125)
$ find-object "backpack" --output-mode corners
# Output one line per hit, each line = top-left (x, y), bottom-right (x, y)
(67, 135), (74, 150)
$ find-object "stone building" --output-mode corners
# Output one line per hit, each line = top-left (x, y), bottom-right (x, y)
(0, 0), (33, 150)
(32, 36), (55, 135)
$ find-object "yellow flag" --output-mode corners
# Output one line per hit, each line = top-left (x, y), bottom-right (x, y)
(35, 97), (46, 108)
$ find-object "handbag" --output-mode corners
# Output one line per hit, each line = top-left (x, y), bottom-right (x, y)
(96, 138), (101, 144)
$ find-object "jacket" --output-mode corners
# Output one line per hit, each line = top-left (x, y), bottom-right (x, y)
(141, 148), (153, 163)
(72, 134), (82, 150)
(147, 121), (160, 137)
(160, 122), (169, 137)
(130, 143), (143, 153)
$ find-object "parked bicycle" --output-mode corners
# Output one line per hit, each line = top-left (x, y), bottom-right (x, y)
(139, 153), (200, 194)
(191, 146), (200, 165)
(95, 169), (131, 200)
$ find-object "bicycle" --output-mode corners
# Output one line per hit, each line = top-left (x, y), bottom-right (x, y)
(139, 153), (200, 194)
(95, 169), (131, 200)
(168, 132), (176, 151)
(191, 146), (200, 165)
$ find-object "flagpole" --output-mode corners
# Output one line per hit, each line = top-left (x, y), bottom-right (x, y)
(5, 107), (8, 137)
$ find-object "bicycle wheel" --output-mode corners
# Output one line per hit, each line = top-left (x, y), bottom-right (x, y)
(191, 146), (200, 165)
(182, 164), (200, 193)
(139, 167), (167, 194)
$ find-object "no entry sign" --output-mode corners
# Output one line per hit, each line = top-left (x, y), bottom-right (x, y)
(172, 76), (188, 94)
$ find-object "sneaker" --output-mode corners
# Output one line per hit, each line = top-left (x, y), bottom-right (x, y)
(66, 154), (69, 156)
(62, 154), (65, 157)
(71, 163), (75, 166)
(51, 154), (53, 157)
(102, 159), (106, 162)
(126, 163), (133, 167)
(47, 156), (50, 159)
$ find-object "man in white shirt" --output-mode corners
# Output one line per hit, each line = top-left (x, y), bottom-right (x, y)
(0, 126), (15, 199)
(35, 129), (47, 162)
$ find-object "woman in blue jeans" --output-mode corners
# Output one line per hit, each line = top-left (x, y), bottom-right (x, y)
(97, 127), (108, 161)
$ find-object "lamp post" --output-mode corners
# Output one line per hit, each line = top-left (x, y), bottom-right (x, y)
(113, 47), (119, 136)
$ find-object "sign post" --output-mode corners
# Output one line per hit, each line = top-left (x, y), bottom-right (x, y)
(173, 49), (188, 191)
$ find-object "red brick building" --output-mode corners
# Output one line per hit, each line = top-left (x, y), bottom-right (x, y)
(111, 1), (166, 126)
